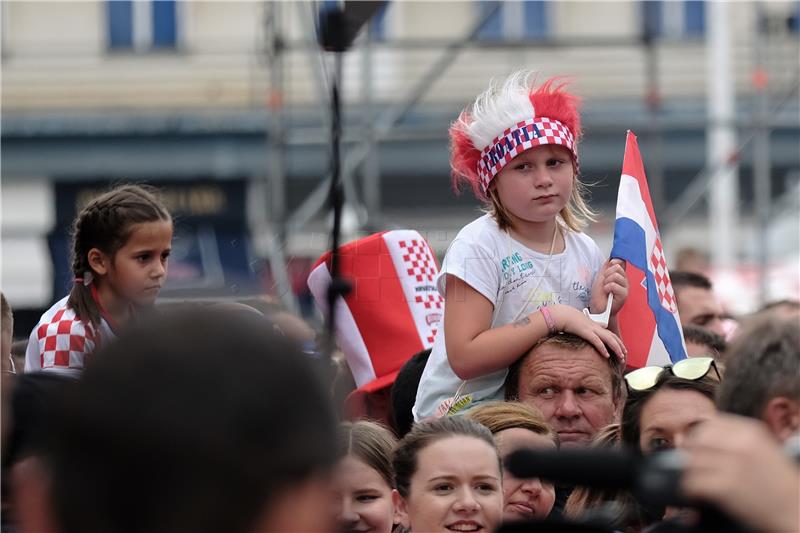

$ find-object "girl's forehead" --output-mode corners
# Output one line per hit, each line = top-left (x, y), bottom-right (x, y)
(415, 435), (498, 473)
(123, 220), (173, 246)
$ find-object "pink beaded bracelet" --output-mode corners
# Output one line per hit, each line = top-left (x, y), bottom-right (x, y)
(540, 306), (557, 335)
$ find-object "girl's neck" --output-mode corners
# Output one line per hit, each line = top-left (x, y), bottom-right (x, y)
(93, 281), (132, 326)
(507, 217), (564, 254)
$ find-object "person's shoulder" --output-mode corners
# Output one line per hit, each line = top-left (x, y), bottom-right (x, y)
(565, 229), (601, 252)
(33, 296), (94, 339)
(454, 214), (503, 244)
(564, 230), (604, 267)
(34, 296), (73, 326)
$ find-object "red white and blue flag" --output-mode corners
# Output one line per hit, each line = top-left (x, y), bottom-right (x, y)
(611, 131), (687, 368)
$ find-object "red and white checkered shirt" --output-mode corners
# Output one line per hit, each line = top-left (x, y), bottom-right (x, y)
(25, 296), (115, 376)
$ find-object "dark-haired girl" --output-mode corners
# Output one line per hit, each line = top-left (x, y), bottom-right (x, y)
(25, 185), (172, 375)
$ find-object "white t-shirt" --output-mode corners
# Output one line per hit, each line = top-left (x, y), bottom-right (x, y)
(412, 214), (605, 420)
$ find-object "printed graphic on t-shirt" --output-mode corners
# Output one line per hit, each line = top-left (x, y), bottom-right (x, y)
(501, 252), (592, 309)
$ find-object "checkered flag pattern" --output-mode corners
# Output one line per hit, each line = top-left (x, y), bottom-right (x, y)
(478, 117), (577, 192)
(650, 238), (678, 313)
(35, 308), (95, 369)
(399, 239), (438, 283)
(415, 294), (444, 311)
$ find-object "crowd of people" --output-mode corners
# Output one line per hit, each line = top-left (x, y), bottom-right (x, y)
(1, 70), (798, 533)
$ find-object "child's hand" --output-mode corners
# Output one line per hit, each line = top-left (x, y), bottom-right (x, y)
(549, 304), (627, 362)
(590, 259), (628, 316)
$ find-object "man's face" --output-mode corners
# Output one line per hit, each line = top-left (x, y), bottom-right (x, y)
(517, 344), (619, 447)
(676, 287), (725, 337)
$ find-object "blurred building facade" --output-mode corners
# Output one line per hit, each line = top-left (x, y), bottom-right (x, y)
(2, 1), (799, 319)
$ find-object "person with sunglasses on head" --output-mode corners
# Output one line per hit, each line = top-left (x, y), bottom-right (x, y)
(620, 358), (721, 530)
(621, 357), (721, 454)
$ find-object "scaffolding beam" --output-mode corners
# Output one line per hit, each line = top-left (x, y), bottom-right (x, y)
(285, 1), (502, 235)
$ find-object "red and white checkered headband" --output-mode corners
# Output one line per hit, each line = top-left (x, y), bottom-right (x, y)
(477, 116), (577, 194)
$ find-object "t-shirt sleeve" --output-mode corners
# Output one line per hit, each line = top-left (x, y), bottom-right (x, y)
(436, 236), (501, 306)
(26, 317), (95, 374)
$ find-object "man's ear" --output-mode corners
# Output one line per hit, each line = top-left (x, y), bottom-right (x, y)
(392, 489), (410, 529)
(87, 248), (109, 276)
(761, 396), (800, 442)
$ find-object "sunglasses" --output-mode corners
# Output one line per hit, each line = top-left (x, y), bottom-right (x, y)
(624, 357), (720, 392)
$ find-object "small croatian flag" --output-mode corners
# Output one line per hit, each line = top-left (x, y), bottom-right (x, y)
(611, 131), (687, 368)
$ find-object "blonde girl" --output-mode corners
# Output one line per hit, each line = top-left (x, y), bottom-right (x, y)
(335, 420), (400, 533)
(413, 71), (627, 420)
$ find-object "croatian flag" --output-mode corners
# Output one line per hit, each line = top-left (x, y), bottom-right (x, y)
(611, 131), (687, 368)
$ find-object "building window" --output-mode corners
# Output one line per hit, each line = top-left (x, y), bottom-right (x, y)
(152, 0), (177, 48)
(789, 1), (800, 33)
(641, 0), (705, 38)
(477, 1), (550, 41)
(523, 0), (548, 38)
(684, 0), (705, 36)
(368, 2), (389, 41)
(108, 0), (134, 49)
(107, 0), (178, 51)
(477, 1), (502, 40)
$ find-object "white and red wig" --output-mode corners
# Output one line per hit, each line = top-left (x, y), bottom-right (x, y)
(450, 71), (582, 202)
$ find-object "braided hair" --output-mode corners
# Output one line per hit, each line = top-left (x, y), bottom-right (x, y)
(67, 185), (171, 327)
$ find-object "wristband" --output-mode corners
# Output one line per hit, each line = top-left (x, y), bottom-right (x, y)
(540, 306), (557, 335)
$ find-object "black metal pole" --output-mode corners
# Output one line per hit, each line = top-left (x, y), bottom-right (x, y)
(317, 2), (386, 363)
(325, 51), (350, 360)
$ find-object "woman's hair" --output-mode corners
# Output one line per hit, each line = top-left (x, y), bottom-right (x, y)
(449, 70), (596, 232)
(620, 372), (719, 451)
(466, 401), (559, 447)
(564, 424), (655, 530)
(564, 423), (623, 517)
(67, 184), (171, 327)
(338, 420), (398, 489)
(392, 416), (499, 498)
